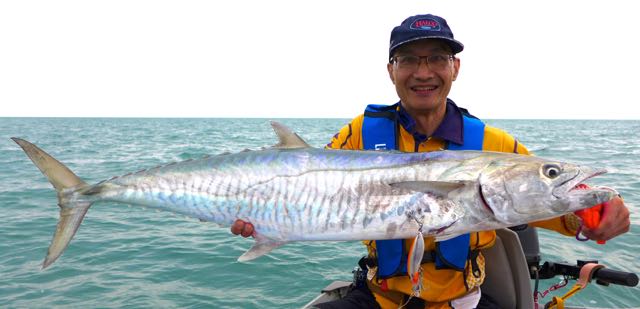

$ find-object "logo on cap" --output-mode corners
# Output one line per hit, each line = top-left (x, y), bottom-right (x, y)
(410, 18), (441, 31)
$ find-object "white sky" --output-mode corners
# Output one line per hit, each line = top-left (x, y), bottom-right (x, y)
(1, 1), (639, 119)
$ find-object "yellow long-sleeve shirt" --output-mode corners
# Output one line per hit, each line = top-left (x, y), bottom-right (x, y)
(326, 104), (578, 307)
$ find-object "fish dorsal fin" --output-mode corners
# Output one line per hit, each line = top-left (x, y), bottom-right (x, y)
(389, 181), (472, 197)
(270, 121), (311, 149)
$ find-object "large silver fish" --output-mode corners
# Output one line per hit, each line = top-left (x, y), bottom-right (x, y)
(13, 122), (616, 269)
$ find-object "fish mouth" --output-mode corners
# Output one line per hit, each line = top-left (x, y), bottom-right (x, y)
(554, 167), (607, 199)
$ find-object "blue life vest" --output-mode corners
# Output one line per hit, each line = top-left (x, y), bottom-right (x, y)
(362, 101), (485, 278)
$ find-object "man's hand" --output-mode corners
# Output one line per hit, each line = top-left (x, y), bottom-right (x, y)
(580, 197), (630, 241)
(231, 219), (255, 238)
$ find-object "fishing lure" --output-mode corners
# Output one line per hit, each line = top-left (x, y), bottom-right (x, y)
(407, 232), (425, 297)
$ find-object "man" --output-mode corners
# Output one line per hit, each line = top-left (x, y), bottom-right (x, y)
(231, 14), (630, 308)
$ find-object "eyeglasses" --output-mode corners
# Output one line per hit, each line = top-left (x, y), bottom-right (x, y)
(390, 54), (454, 71)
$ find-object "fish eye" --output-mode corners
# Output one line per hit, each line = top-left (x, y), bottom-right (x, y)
(543, 164), (562, 178)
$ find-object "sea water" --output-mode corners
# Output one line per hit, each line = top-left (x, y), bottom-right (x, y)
(1, 118), (638, 308)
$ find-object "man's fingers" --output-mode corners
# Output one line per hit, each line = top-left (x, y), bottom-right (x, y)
(241, 223), (255, 238)
(231, 219), (245, 235)
(582, 197), (630, 241)
(231, 219), (255, 238)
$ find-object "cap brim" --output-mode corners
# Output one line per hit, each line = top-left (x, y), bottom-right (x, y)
(389, 36), (464, 58)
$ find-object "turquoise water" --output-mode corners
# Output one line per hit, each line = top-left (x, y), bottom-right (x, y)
(1, 118), (638, 308)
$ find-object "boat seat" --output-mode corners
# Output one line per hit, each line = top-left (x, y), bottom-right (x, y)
(481, 228), (535, 309)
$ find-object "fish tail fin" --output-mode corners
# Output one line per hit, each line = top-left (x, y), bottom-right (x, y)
(12, 137), (92, 269)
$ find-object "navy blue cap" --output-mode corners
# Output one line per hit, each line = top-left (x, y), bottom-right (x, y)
(389, 14), (464, 60)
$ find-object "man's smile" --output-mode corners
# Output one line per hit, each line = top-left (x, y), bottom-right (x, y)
(411, 85), (438, 95)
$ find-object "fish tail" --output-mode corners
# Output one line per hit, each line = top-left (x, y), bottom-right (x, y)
(12, 137), (92, 269)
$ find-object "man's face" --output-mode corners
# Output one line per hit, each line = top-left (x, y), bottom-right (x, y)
(387, 40), (460, 115)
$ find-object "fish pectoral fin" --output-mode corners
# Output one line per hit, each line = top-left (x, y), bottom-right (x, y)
(389, 180), (473, 197)
(237, 237), (287, 262)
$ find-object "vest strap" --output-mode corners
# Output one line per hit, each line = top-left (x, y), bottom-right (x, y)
(448, 115), (485, 151)
(362, 103), (402, 278)
(362, 104), (398, 151)
(435, 115), (485, 270)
